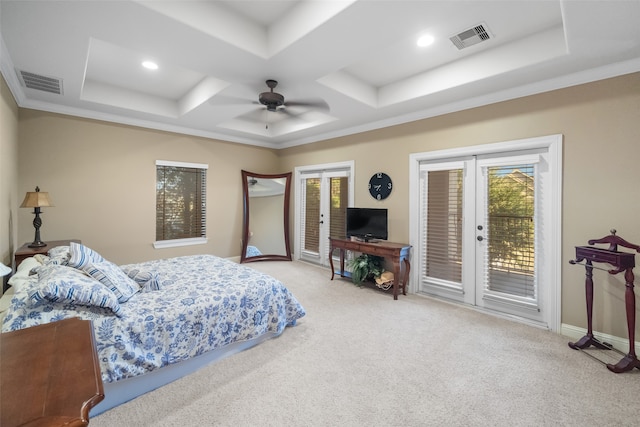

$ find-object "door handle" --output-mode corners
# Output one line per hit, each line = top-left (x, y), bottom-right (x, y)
(477, 235), (483, 241)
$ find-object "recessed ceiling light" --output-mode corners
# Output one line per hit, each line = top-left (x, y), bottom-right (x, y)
(142, 61), (158, 70)
(417, 34), (435, 47)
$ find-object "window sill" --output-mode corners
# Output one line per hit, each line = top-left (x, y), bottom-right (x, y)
(153, 237), (207, 249)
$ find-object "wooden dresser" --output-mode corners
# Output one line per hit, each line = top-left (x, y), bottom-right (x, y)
(0, 318), (104, 426)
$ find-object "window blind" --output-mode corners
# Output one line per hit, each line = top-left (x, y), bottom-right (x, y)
(156, 163), (207, 241)
(329, 177), (348, 238)
(482, 164), (536, 298)
(303, 178), (321, 253)
(424, 168), (463, 284)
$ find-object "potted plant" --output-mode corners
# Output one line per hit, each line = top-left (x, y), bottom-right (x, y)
(347, 253), (384, 285)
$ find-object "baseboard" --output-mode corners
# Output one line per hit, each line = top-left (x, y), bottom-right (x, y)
(561, 323), (638, 354)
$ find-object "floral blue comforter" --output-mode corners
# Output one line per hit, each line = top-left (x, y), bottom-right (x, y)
(1, 255), (305, 383)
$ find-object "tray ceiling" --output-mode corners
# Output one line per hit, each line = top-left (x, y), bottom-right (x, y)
(1, 1), (639, 148)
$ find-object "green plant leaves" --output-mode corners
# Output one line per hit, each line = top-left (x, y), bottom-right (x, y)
(346, 254), (384, 285)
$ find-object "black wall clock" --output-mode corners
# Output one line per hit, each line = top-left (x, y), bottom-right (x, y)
(368, 172), (392, 200)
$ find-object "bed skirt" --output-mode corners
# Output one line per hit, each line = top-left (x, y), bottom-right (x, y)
(90, 329), (284, 416)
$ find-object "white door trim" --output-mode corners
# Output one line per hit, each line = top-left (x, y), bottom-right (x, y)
(409, 134), (563, 332)
(294, 161), (355, 262)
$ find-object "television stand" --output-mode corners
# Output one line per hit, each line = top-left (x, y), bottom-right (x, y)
(329, 237), (411, 300)
(356, 236), (376, 243)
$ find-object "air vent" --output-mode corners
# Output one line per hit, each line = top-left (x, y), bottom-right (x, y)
(17, 70), (63, 95)
(450, 23), (491, 50)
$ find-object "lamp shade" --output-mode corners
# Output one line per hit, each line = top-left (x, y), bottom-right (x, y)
(0, 263), (11, 277)
(20, 186), (53, 208)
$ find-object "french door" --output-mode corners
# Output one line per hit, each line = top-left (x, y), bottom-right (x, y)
(410, 135), (562, 330)
(295, 162), (354, 266)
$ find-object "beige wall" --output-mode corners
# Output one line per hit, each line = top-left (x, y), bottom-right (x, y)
(279, 72), (640, 339)
(5, 71), (640, 340)
(0, 75), (19, 272)
(17, 110), (280, 264)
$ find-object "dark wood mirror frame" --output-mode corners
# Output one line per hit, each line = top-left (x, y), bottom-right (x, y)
(240, 170), (292, 263)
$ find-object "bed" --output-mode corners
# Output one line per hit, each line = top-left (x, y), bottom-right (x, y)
(1, 242), (306, 416)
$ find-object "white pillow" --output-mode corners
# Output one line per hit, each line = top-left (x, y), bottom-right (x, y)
(15, 256), (41, 273)
(83, 260), (140, 302)
(7, 257), (41, 291)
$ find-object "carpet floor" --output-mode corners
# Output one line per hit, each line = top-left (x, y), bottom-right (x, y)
(91, 260), (640, 426)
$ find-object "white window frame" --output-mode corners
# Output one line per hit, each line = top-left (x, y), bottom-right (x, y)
(154, 160), (208, 249)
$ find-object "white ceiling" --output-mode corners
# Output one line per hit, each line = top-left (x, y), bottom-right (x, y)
(1, 1), (639, 149)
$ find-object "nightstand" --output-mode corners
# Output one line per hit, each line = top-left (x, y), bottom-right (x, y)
(14, 239), (80, 268)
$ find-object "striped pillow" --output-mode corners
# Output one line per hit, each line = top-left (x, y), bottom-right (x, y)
(68, 242), (105, 269)
(124, 268), (163, 292)
(83, 260), (141, 302)
(29, 264), (121, 315)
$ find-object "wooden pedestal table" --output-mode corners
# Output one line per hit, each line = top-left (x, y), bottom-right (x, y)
(568, 231), (640, 373)
(328, 237), (411, 300)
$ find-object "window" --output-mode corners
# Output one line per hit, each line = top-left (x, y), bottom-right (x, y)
(155, 160), (207, 248)
(425, 168), (463, 285)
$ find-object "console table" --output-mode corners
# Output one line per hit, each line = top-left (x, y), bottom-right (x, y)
(568, 230), (640, 373)
(329, 237), (411, 300)
(0, 318), (104, 426)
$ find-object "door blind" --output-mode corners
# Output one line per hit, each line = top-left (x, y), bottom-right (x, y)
(329, 177), (348, 238)
(424, 168), (463, 283)
(302, 178), (321, 253)
(482, 164), (536, 298)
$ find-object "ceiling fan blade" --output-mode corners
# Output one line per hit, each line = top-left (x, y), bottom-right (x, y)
(278, 108), (304, 120)
(242, 108), (268, 122)
(208, 95), (256, 106)
(284, 99), (329, 111)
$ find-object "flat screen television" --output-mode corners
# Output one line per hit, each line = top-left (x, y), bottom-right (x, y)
(346, 208), (388, 241)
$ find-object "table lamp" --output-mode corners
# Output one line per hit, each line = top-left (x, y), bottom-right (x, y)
(20, 186), (54, 248)
(0, 263), (10, 277)
(1, 262), (11, 294)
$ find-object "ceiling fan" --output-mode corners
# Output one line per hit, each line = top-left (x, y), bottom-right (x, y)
(257, 79), (328, 115)
(209, 79), (329, 130)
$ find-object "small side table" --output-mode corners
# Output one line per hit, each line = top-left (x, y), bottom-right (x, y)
(0, 318), (104, 426)
(14, 239), (80, 268)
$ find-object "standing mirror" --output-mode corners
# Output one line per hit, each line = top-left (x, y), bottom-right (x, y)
(241, 170), (292, 263)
